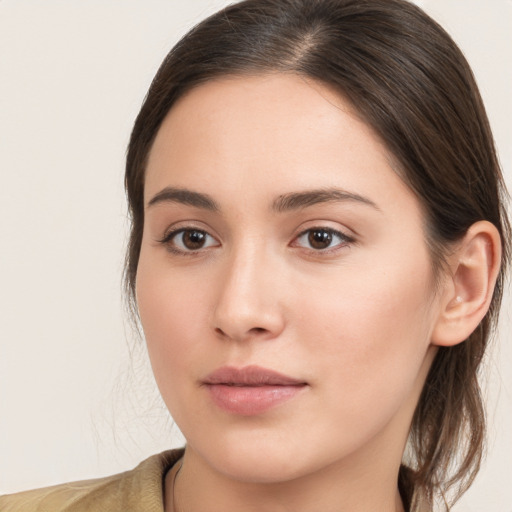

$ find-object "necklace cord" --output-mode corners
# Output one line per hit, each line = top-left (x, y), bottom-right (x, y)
(171, 460), (184, 512)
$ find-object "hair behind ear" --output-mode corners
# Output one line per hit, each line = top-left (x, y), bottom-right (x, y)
(406, 222), (503, 509)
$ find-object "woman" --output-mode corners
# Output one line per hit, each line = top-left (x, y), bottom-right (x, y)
(1, 0), (509, 511)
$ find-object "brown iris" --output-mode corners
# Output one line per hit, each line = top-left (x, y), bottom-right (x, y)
(181, 230), (207, 250)
(308, 229), (333, 249)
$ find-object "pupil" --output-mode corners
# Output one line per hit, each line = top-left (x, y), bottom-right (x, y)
(308, 230), (332, 249)
(183, 230), (205, 249)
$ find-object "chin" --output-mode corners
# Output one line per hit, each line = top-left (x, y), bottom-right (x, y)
(188, 430), (348, 485)
(212, 450), (310, 484)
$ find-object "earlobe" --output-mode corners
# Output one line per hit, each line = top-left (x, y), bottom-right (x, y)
(431, 221), (502, 347)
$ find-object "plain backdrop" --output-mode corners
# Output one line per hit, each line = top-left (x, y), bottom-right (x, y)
(0, 1), (510, 510)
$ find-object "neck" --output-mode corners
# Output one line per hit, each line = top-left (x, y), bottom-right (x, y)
(167, 442), (406, 512)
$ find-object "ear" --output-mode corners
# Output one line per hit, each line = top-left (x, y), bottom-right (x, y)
(431, 221), (502, 347)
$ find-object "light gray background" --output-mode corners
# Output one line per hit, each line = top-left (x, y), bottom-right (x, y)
(0, 1), (510, 510)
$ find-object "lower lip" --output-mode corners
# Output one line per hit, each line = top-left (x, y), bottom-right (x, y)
(205, 384), (305, 416)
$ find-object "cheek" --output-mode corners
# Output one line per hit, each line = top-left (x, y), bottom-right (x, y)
(299, 257), (434, 341)
(295, 254), (437, 415)
(136, 253), (210, 401)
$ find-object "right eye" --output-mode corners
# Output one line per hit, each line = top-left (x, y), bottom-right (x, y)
(161, 228), (219, 254)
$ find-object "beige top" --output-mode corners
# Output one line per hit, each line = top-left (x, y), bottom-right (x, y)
(0, 449), (184, 512)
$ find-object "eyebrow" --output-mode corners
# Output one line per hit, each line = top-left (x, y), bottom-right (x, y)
(147, 187), (219, 211)
(272, 188), (380, 212)
(147, 186), (379, 213)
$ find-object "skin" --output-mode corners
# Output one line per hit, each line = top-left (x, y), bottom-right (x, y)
(136, 74), (452, 512)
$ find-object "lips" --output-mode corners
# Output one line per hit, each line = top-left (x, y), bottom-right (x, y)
(204, 365), (305, 386)
(202, 365), (307, 416)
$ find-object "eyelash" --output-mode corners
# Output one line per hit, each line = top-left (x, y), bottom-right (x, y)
(158, 226), (355, 256)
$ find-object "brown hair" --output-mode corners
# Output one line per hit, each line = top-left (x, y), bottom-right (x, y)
(124, 0), (510, 509)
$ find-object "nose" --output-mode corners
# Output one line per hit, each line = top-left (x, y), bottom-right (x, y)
(212, 248), (286, 343)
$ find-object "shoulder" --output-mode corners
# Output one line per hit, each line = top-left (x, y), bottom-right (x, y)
(0, 449), (183, 512)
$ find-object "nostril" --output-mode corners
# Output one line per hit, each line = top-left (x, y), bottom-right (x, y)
(215, 327), (226, 337)
(250, 327), (267, 334)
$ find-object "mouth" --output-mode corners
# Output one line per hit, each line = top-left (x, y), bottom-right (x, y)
(202, 365), (307, 416)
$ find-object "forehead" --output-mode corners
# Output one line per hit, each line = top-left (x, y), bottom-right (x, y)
(149, 74), (375, 152)
(144, 73), (414, 215)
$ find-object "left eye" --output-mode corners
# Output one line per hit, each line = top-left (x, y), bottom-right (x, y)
(294, 228), (352, 251)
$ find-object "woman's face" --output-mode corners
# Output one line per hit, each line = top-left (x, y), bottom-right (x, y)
(137, 74), (445, 483)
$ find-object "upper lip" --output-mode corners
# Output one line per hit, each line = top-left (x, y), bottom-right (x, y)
(203, 365), (306, 386)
